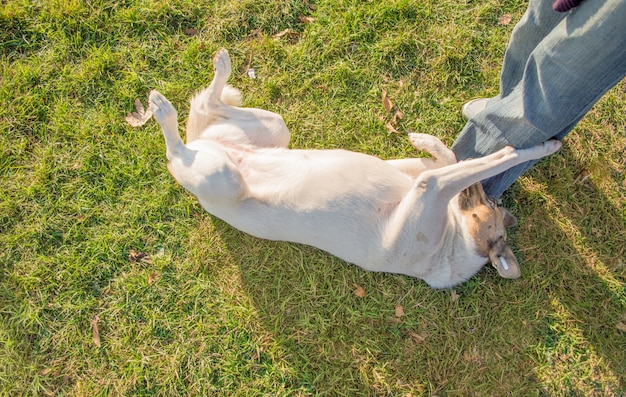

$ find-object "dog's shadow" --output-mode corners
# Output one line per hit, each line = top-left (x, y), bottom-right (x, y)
(172, 67), (626, 391)
(183, 140), (624, 394)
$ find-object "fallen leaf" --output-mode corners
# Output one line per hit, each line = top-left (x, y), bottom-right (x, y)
(129, 249), (152, 265)
(382, 89), (404, 130)
(40, 368), (52, 376)
(451, 290), (460, 303)
(392, 109), (404, 124)
(574, 169), (591, 184)
(407, 331), (425, 344)
(353, 284), (366, 298)
(386, 122), (399, 134)
(91, 315), (101, 348)
(395, 304), (405, 317)
(148, 273), (157, 285)
(273, 28), (291, 38)
(125, 99), (153, 127)
(389, 317), (402, 324)
(299, 15), (316, 23)
(464, 347), (483, 365)
(184, 27), (198, 36)
(498, 14), (512, 25)
(617, 322), (626, 332)
(382, 90), (394, 113)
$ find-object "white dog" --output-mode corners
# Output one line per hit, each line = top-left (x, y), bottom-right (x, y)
(148, 49), (561, 288)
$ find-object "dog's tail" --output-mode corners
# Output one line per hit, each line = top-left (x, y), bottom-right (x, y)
(220, 84), (242, 106)
(186, 84), (242, 142)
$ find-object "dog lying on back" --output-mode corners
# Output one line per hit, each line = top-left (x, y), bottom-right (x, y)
(148, 49), (561, 288)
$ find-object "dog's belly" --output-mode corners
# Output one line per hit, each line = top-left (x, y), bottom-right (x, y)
(198, 147), (417, 266)
(204, 197), (396, 266)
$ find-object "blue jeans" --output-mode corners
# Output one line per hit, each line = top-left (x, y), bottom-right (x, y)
(451, 0), (626, 198)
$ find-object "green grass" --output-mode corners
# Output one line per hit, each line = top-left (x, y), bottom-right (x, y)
(1, 0), (625, 395)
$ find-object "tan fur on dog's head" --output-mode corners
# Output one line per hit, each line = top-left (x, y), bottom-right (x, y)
(459, 183), (520, 279)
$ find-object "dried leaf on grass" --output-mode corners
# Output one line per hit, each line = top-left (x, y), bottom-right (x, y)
(382, 89), (394, 113)
(382, 89), (404, 133)
(91, 315), (101, 348)
(299, 15), (316, 23)
(407, 331), (425, 344)
(129, 248), (152, 265)
(451, 290), (460, 303)
(392, 109), (404, 124)
(125, 99), (152, 127)
(574, 169), (591, 184)
(395, 304), (405, 317)
(353, 284), (366, 298)
(385, 122), (399, 134)
(273, 28), (291, 38)
(148, 273), (157, 285)
(184, 27), (198, 36)
(498, 14), (512, 25)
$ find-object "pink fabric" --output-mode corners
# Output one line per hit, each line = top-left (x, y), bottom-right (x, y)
(553, 0), (583, 12)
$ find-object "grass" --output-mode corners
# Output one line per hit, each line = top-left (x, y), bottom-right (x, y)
(1, 0), (624, 395)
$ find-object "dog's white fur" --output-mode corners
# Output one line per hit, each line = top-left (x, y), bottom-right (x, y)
(149, 49), (561, 288)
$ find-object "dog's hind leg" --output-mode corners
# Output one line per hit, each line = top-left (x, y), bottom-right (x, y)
(203, 48), (233, 107)
(386, 133), (458, 178)
(186, 48), (241, 142)
(408, 133), (456, 165)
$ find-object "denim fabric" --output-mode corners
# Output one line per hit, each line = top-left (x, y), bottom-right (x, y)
(451, 0), (626, 198)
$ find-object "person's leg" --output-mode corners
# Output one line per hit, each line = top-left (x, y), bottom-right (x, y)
(452, 0), (626, 198)
(498, 0), (565, 99)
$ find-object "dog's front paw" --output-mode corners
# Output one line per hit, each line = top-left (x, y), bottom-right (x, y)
(149, 90), (177, 125)
(518, 139), (562, 161)
(213, 48), (232, 77)
(542, 139), (562, 155)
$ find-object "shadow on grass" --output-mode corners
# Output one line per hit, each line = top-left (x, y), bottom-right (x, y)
(511, 145), (626, 394)
(198, 144), (624, 395)
(208, 218), (551, 394)
(178, 114), (624, 394)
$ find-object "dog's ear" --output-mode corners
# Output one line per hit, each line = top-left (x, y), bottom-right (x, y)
(458, 187), (472, 210)
(458, 183), (483, 211)
(489, 245), (520, 279)
(500, 207), (517, 228)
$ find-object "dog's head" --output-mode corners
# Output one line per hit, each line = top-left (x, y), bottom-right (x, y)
(458, 183), (520, 279)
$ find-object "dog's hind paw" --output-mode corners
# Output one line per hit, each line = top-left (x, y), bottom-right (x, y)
(149, 90), (177, 126)
(542, 139), (562, 154)
(213, 48), (232, 78)
(408, 133), (457, 165)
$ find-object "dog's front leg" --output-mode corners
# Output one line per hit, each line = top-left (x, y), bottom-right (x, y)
(384, 140), (561, 247)
(426, 140), (562, 202)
